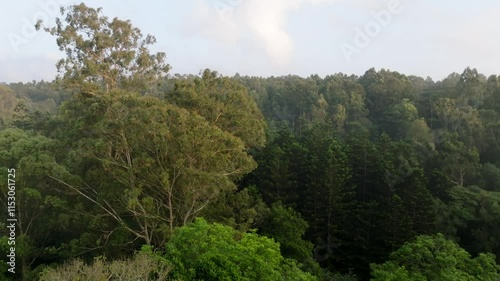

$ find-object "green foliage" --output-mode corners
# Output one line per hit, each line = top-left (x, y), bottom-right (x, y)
(2, 62), (499, 280)
(0, 85), (19, 126)
(2, 3), (500, 278)
(479, 163), (500, 192)
(359, 68), (415, 124)
(56, 91), (257, 246)
(167, 69), (266, 149)
(247, 127), (304, 205)
(36, 3), (170, 94)
(163, 218), (317, 281)
(441, 186), (500, 261)
(203, 186), (270, 232)
(260, 201), (314, 263)
(0, 128), (79, 277)
(371, 234), (500, 281)
(382, 98), (419, 139)
(435, 138), (480, 186)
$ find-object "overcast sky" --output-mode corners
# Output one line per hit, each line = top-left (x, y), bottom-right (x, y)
(1, 0), (499, 83)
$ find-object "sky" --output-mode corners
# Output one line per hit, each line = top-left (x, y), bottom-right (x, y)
(1, 0), (499, 83)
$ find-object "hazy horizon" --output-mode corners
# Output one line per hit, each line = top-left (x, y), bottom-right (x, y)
(2, 0), (499, 83)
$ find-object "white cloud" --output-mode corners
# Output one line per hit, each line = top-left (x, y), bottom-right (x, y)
(241, 0), (301, 65)
(186, 0), (339, 66)
(185, 0), (242, 44)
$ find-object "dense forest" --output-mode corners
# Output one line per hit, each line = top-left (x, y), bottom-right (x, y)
(1, 3), (500, 281)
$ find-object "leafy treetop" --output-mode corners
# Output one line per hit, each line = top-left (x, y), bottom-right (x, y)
(36, 3), (170, 95)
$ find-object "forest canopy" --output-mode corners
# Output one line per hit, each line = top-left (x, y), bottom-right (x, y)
(1, 3), (500, 281)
